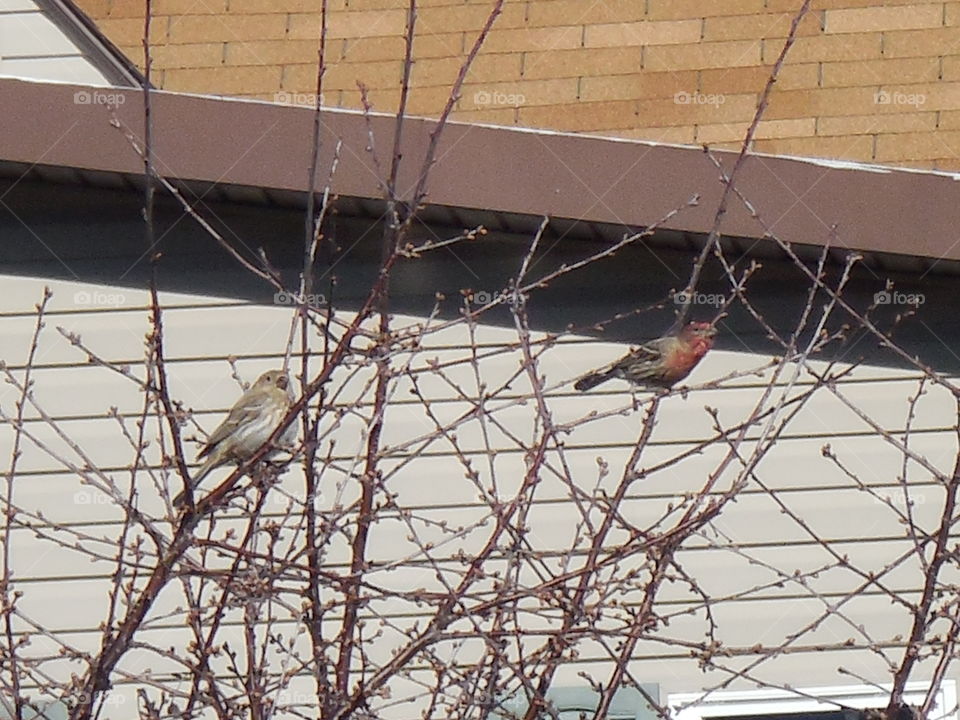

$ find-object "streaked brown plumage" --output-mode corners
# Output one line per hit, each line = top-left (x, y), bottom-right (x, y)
(574, 322), (716, 392)
(173, 370), (296, 507)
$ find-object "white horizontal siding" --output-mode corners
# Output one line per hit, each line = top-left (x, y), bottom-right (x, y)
(0, 2), (111, 85)
(0, 8), (77, 56)
(0, 274), (956, 714)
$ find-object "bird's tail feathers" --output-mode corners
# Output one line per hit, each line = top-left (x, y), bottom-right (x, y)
(172, 457), (217, 508)
(574, 370), (614, 392)
(171, 487), (190, 508)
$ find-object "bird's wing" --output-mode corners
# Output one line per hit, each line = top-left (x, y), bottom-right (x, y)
(198, 390), (274, 457)
(616, 336), (668, 367)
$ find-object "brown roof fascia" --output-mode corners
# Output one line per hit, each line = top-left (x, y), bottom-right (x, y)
(1, 78), (954, 262)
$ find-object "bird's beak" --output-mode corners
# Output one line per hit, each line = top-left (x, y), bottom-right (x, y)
(705, 326), (718, 337)
(276, 375), (289, 389)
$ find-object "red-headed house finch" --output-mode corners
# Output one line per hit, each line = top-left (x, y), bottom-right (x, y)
(574, 322), (717, 392)
(173, 369), (297, 507)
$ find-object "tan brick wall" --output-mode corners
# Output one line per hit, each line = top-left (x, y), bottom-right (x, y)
(75, 0), (960, 170)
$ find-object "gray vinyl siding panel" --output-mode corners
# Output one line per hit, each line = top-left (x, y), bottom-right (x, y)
(0, 274), (956, 713)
